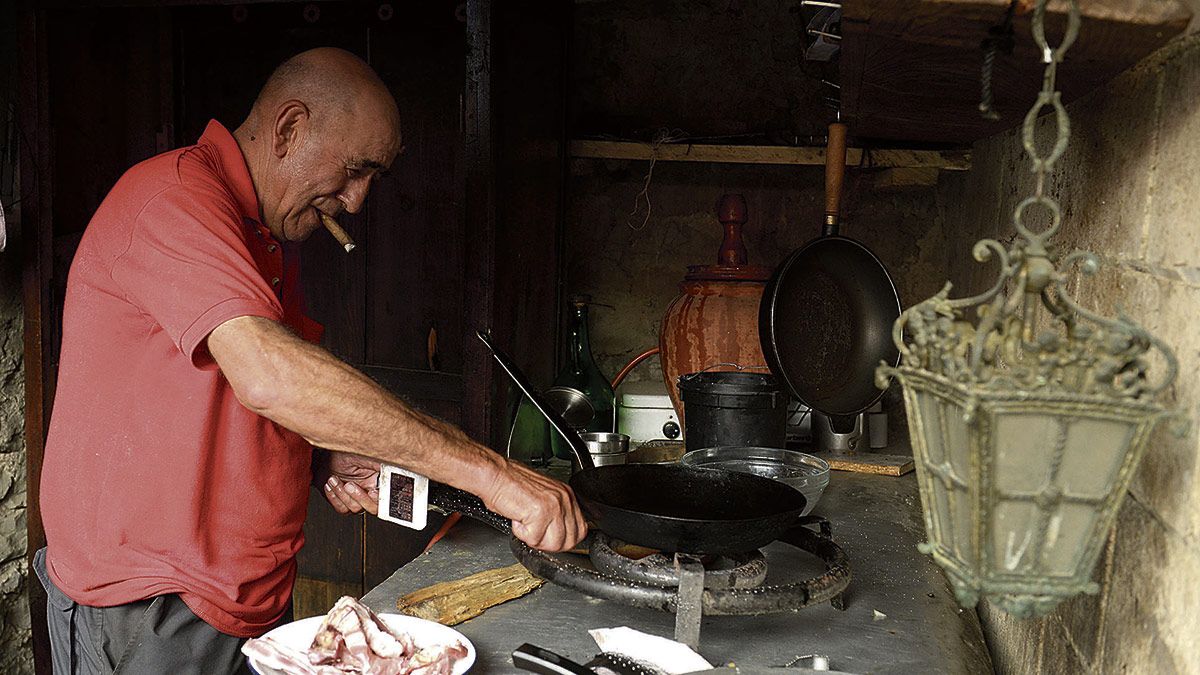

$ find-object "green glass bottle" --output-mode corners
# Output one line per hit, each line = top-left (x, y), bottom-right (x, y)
(507, 394), (552, 466)
(551, 295), (616, 460)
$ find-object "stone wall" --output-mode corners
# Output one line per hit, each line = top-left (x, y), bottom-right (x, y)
(944, 34), (1200, 674)
(1, 0), (32, 669)
(563, 159), (958, 444)
(0, 218), (30, 673)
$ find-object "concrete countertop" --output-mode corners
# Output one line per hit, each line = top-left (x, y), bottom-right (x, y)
(361, 468), (993, 674)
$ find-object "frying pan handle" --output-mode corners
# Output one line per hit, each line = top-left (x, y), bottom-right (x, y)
(476, 330), (596, 470)
(429, 482), (512, 535)
(824, 122), (848, 236)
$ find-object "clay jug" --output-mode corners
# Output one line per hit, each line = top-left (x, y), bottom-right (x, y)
(659, 194), (770, 417)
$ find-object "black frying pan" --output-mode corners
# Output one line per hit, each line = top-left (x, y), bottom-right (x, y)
(439, 331), (806, 555)
(759, 122), (901, 419)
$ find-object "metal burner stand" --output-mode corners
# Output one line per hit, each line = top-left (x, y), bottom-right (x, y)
(510, 516), (851, 648)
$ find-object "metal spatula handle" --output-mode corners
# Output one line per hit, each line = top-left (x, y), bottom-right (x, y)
(476, 330), (595, 470)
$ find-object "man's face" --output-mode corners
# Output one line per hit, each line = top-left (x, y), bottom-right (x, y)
(264, 101), (401, 242)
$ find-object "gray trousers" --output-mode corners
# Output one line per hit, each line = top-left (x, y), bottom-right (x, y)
(34, 548), (254, 675)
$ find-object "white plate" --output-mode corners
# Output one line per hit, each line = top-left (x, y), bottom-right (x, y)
(246, 613), (475, 674)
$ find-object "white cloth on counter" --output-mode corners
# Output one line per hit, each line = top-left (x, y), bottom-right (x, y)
(589, 626), (714, 674)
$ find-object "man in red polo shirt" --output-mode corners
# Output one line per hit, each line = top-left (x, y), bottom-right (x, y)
(34, 48), (586, 674)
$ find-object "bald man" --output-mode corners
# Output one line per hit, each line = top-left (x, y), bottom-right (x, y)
(34, 48), (585, 674)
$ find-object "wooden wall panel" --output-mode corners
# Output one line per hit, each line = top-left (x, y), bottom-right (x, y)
(175, 4), (368, 143)
(491, 0), (570, 430)
(48, 8), (166, 238)
(364, 4), (466, 374)
(462, 0), (496, 446)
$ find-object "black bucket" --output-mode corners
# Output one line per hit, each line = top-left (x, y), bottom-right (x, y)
(678, 372), (788, 452)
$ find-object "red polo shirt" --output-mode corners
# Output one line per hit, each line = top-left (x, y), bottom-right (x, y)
(42, 120), (319, 637)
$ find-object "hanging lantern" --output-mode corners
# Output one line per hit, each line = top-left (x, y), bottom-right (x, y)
(876, 0), (1186, 618)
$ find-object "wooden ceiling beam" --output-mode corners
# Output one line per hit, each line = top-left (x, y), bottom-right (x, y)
(839, 0), (1192, 143)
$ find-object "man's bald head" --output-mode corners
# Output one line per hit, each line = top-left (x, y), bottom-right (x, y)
(247, 47), (400, 138)
(234, 47), (402, 243)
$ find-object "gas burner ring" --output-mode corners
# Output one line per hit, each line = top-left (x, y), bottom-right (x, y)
(589, 533), (768, 589)
(510, 516), (850, 618)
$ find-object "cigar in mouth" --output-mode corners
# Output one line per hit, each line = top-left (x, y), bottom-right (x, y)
(319, 212), (356, 253)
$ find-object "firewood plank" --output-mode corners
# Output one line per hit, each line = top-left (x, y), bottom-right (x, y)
(395, 563), (544, 626)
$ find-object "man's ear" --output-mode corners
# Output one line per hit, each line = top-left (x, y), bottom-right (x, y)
(272, 100), (310, 159)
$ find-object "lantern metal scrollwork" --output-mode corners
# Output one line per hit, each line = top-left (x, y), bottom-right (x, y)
(876, 0), (1187, 618)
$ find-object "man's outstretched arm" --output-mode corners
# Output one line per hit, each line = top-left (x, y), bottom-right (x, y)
(207, 314), (587, 551)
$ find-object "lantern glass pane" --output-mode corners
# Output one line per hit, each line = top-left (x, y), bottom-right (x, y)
(917, 391), (947, 464)
(1059, 418), (1134, 497)
(915, 392), (945, 530)
(916, 392), (975, 563)
(993, 500), (1039, 572)
(1043, 502), (1099, 575)
(943, 400), (973, 563)
(994, 414), (1058, 493)
(944, 400), (971, 477)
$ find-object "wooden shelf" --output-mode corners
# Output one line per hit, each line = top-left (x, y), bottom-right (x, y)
(569, 139), (971, 170)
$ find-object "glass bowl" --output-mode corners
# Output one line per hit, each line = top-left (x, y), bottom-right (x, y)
(680, 446), (830, 515)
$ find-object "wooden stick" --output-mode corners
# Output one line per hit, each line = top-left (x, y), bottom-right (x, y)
(319, 213), (356, 252)
(825, 451), (915, 476)
(395, 563), (544, 626)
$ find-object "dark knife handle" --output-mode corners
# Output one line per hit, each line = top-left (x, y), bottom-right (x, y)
(428, 482), (512, 535)
(512, 644), (595, 675)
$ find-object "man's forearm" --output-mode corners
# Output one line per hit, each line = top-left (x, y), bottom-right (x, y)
(208, 315), (505, 499)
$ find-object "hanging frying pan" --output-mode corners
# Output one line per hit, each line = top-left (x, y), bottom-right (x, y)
(759, 122), (901, 423)
(433, 331), (807, 555)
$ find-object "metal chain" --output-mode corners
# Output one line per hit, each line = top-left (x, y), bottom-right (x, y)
(1013, 0), (1081, 247)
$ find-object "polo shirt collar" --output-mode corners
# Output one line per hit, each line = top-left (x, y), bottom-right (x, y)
(199, 119), (261, 224)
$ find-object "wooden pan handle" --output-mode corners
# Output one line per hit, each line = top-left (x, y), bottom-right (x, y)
(824, 122), (848, 234)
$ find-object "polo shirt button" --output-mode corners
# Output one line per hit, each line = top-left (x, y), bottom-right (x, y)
(267, 244), (278, 253)
(271, 277), (281, 287)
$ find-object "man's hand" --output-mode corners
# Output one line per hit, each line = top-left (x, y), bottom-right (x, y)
(480, 459), (588, 552)
(314, 450), (381, 515)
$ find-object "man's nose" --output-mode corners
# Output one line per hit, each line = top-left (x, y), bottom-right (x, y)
(338, 179), (371, 214)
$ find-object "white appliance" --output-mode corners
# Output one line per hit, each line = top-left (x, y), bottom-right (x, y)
(616, 381), (681, 447)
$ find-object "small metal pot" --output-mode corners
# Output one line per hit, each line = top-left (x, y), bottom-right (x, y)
(579, 432), (630, 467)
